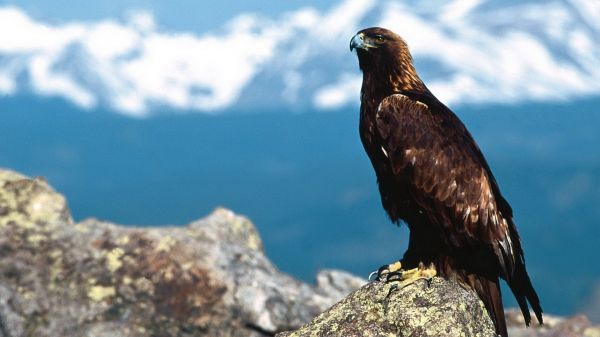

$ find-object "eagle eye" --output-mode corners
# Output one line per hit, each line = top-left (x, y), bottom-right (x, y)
(374, 35), (385, 43)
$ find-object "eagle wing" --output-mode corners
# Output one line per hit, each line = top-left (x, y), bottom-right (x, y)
(375, 93), (519, 278)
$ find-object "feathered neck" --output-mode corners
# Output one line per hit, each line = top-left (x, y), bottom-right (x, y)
(358, 48), (427, 103)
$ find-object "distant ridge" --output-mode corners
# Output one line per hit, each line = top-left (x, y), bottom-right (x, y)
(1, 0), (599, 116)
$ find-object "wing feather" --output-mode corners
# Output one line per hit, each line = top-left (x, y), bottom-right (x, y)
(375, 93), (516, 277)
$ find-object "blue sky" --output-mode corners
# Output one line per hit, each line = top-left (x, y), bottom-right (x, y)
(0, 0), (332, 32)
(1, 0), (599, 116)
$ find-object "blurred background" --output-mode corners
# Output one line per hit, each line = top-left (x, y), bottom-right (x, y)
(1, 0), (599, 322)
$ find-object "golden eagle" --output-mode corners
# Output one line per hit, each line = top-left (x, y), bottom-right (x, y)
(350, 27), (543, 336)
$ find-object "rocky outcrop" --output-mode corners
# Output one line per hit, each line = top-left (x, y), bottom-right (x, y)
(0, 169), (364, 337)
(1, 168), (598, 337)
(506, 310), (600, 337)
(276, 277), (496, 337)
(276, 278), (600, 337)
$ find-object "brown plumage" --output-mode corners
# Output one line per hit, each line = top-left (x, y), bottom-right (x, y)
(350, 27), (542, 336)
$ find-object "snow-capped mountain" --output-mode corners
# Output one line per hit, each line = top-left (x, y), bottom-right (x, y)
(0, 0), (599, 117)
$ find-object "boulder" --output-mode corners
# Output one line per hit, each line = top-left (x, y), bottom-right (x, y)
(276, 279), (600, 337)
(0, 169), (364, 337)
(276, 277), (496, 337)
(1, 168), (598, 337)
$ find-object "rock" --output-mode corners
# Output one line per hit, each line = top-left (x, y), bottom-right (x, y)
(2, 168), (599, 337)
(506, 310), (600, 337)
(276, 280), (600, 337)
(0, 169), (365, 337)
(581, 282), (600, 324)
(276, 277), (497, 337)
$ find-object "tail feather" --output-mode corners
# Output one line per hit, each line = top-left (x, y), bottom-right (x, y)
(467, 274), (507, 337)
(507, 260), (543, 326)
(505, 218), (544, 326)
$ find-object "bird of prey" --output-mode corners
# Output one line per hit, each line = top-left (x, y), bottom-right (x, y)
(350, 27), (542, 337)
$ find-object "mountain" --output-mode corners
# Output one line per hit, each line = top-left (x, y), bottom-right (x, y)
(2, 95), (600, 321)
(1, 0), (599, 324)
(1, 0), (600, 116)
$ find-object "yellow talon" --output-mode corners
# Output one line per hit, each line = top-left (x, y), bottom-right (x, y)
(372, 261), (437, 284)
(392, 263), (437, 288)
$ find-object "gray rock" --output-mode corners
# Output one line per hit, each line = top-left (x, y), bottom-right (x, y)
(1, 168), (598, 337)
(276, 278), (600, 337)
(276, 277), (497, 337)
(0, 169), (365, 337)
(581, 281), (600, 324)
(505, 310), (600, 337)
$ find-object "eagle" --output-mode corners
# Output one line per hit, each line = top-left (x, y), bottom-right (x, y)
(350, 27), (543, 336)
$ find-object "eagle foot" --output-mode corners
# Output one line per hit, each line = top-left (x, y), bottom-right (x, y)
(370, 261), (437, 287)
(390, 262), (437, 289)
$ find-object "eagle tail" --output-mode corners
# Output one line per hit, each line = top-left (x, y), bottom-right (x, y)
(504, 217), (544, 326)
(507, 259), (544, 326)
(468, 274), (507, 337)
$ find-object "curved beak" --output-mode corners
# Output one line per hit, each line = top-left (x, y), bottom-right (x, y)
(350, 33), (365, 51)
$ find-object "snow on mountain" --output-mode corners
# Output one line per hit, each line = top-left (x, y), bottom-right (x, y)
(0, 0), (599, 117)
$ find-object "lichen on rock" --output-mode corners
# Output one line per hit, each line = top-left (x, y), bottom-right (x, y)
(277, 277), (497, 337)
(1, 168), (598, 337)
(0, 169), (363, 337)
(0, 169), (72, 229)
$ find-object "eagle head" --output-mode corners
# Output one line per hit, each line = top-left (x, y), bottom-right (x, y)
(350, 27), (405, 51)
(350, 27), (424, 92)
